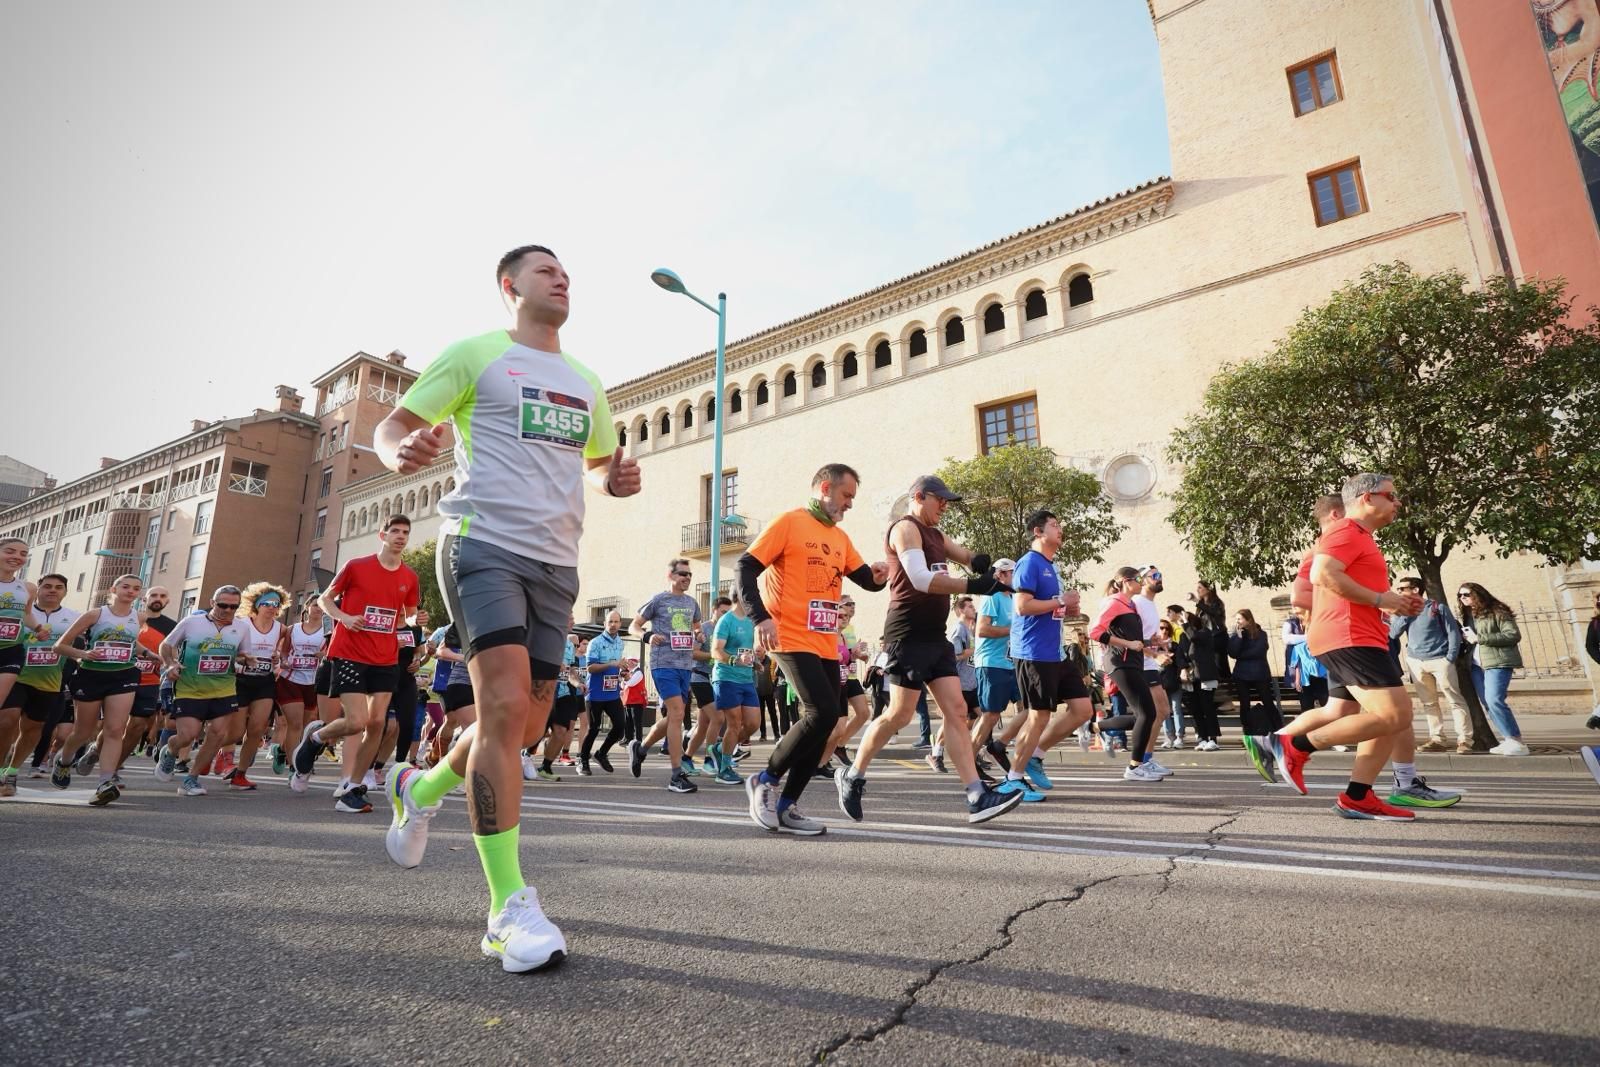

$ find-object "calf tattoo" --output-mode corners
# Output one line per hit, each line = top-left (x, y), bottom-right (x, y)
(469, 771), (498, 834)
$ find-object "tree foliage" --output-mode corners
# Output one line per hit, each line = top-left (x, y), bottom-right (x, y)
(935, 445), (1124, 581)
(1167, 263), (1600, 592)
(402, 539), (446, 622)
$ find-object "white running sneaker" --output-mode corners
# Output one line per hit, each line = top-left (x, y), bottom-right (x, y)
(521, 754), (539, 781)
(1492, 739), (1530, 756)
(1122, 763), (1164, 782)
(289, 771), (309, 794)
(385, 763), (441, 869)
(745, 773), (778, 831)
(1172, 737), (1185, 750)
(482, 887), (567, 973)
(1146, 759), (1174, 778)
(1157, 737), (1173, 750)
(776, 806), (826, 836)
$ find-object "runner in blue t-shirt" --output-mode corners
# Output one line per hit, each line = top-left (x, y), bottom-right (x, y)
(1003, 510), (1092, 796)
(579, 610), (627, 773)
(710, 593), (760, 785)
(973, 560), (1019, 773)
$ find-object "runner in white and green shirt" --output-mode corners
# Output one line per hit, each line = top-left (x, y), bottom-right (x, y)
(373, 244), (642, 974)
(156, 585), (256, 797)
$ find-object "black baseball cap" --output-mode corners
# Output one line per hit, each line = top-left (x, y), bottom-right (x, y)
(910, 475), (962, 502)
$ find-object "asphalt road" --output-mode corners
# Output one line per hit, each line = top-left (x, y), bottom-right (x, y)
(5, 741), (1598, 1066)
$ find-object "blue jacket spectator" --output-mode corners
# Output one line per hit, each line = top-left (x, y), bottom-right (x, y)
(1389, 594), (1462, 663)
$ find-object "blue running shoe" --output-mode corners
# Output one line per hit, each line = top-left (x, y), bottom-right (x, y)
(1023, 757), (1053, 791)
(995, 777), (1046, 803)
(715, 766), (743, 786)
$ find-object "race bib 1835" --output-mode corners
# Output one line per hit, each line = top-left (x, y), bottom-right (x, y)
(519, 386), (590, 449)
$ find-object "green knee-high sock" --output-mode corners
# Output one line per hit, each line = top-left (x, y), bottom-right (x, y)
(409, 761), (464, 809)
(474, 825), (526, 917)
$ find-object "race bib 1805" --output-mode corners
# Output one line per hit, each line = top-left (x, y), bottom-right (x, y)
(91, 641), (133, 663)
(519, 386), (590, 449)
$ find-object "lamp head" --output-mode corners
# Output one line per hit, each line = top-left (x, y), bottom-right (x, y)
(650, 268), (686, 294)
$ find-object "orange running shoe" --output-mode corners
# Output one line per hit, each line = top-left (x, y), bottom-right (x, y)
(1333, 791), (1415, 820)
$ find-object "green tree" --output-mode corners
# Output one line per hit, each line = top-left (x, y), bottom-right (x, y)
(402, 539), (445, 622)
(1167, 263), (1600, 747)
(934, 444), (1124, 582)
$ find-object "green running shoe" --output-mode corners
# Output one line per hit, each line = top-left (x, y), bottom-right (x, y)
(1386, 775), (1461, 808)
(1243, 734), (1277, 785)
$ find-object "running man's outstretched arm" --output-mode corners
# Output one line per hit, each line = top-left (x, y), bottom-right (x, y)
(375, 408), (448, 475)
(888, 522), (997, 596)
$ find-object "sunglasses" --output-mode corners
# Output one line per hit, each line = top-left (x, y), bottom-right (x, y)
(672, 572), (692, 578)
(1366, 490), (1398, 502)
(215, 603), (241, 611)
(1457, 592), (1473, 599)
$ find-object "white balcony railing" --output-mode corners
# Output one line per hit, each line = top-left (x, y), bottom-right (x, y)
(199, 474), (220, 494)
(319, 387), (357, 415)
(86, 512), (108, 530)
(367, 384), (404, 406)
(111, 491), (164, 510)
(227, 474), (268, 497)
(168, 480), (198, 503)
(315, 436), (347, 460)
(61, 518), (86, 537)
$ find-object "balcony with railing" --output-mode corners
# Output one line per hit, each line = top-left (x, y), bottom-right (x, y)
(200, 473), (220, 494)
(367, 384), (405, 406)
(227, 474), (268, 497)
(111, 491), (164, 511)
(680, 516), (762, 559)
(315, 436), (347, 460)
(319, 387), (357, 415)
(61, 517), (86, 537)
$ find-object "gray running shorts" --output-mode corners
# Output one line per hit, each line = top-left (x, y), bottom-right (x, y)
(439, 534), (575, 677)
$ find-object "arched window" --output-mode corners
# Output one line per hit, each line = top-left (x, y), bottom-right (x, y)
(617, 425), (627, 447)
(394, 494), (405, 516)
(782, 372), (797, 397)
(810, 363), (825, 389)
(908, 329), (928, 357)
(983, 303), (1005, 334)
(382, 499), (392, 520)
(347, 513), (358, 537)
(444, 477), (455, 493)
(841, 352), (858, 379)
(420, 486), (430, 509)
(432, 482), (443, 503)
(944, 317), (965, 346)
(873, 340), (892, 369)
(405, 490), (416, 514)
(659, 412), (671, 436)
(705, 397), (716, 422)
(756, 381), (770, 406)
(359, 510), (369, 532)
(639, 420), (649, 442)
(1024, 289), (1047, 320)
(682, 406), (693, 429)
(1068, 274), (1094, 307)
(730, 389), (742, 414)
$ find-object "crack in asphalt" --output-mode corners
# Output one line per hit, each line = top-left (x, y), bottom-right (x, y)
(818, 809), (1250, 1060)
(814, 871), (1145, 1062)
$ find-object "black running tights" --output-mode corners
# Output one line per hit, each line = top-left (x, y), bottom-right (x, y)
(1111, 667), (1158, 760)
(767, 652), (843, 803)
(582, 700), (625, 759)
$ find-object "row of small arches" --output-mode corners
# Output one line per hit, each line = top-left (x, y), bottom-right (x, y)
(346, 478), (455, 537)
(616, 271), (1094, 449)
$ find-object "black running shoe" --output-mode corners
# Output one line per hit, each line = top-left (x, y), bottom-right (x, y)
(628, 740), (645, 779)
(292, 720), (324, 776)
(985, 739), (1012, 773)
(594, 751), (614, 774)
(967, 786), (1024, 825)
(836, 771), (865, 822)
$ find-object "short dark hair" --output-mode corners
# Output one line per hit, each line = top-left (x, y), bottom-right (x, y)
(668, 558), (689, 573)
(812, 463), (860, 489)
(1024, 509), (1056, 537)
(39, 573), (69, 586)
(496, 244), (556, 286)
(384, 514), (411, 531)
(1313, 494), (1345, 521)
(1166, 603), (1185, 615)
(1399, 576), (1424, 591)
(714, 596), (732, 608)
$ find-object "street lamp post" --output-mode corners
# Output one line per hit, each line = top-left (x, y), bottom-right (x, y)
(650, 268), (730, 600)
(94, 548), (154, 608)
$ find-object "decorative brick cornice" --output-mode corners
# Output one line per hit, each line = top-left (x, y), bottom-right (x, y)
(608, 179), (1174, 412)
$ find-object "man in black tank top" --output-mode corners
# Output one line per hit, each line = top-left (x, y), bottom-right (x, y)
(837, 476), (1024, 826)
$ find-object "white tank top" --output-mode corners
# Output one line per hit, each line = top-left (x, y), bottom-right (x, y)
(81, 604), (141, 671)
(238, 618), (281, 676)
(283, 620), (325, 684)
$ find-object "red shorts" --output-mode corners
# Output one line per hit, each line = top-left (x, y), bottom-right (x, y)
(275, 678), (318, 707)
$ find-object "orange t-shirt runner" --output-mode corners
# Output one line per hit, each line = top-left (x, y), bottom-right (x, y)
(746, 508), (865, 660)
(1306, 518), (1389, 656)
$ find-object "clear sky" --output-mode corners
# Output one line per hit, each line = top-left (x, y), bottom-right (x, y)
(3, 0), (1169, 483)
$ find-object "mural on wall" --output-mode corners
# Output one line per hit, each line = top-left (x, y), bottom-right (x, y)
(1534, 0), (1600, 228)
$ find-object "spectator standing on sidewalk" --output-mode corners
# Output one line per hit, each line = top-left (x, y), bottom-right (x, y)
(1182, 610), (1221, 749)
(1459, 582), (1528, 756)
(1390, 577), (1472, 753)
(1584, 590), (1600, 732)
(1228, 608), (1283, 735)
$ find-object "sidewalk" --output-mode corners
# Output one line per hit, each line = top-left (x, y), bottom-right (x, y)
(873, 711), (1600, 778)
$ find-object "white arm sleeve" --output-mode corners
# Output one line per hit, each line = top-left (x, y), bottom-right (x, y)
(899, 548), (935, 593)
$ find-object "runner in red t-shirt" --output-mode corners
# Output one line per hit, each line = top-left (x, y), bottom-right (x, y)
(1244, 495), (1461, 815)
(292, 515), (418, 812)
(1254, 476), (1429, 819)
